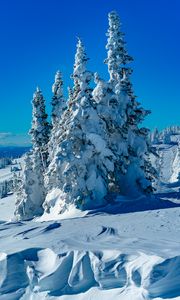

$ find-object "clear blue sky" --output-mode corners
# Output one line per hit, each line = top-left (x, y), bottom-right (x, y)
(0, 0), (179, 145)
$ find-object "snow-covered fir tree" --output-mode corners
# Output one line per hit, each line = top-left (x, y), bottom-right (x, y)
(99, 11), (154, 195)
(51, 71), (67, 126)
(43, 39), (115, 213)
(15, 88), (50, 220)
(67, 87), (74, 104)
(29, 87), (50, 168)
(48, 39), (92, 158)
(48, 71), (67, 161)
(14, 152), (44, 220)
(71, 39), (91, 105)
(92, 71), (130, 195)
(29, 87), (50, 211)
(30, 87), (50, 199)
(104, 11), (133, 84)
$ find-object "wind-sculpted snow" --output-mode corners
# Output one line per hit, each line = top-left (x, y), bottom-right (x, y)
(1, 207), (180, 299)
(1, 245), (180, 300)
(0, 248), (165, 299)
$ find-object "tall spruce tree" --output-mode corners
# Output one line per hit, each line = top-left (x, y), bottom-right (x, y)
(30, 87), (50, 207)
(104, 11), (155, 195)
(43, 39), (114, 213)
(104, 11), (133, 84)
(51, 71), (67, 127)
(92, 12), (132, 189)
(14, 152), (44, 220)
(15, 88), (50, 219)
(48, 71), (67, 161)
(30, 87), (50, 168)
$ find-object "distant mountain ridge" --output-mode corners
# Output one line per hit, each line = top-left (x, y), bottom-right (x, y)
(0, 146), (31, 158)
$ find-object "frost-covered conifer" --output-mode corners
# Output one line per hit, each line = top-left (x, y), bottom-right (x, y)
(68, 87), (73, 103)
(102, 11), (154, 195)
(30, 87), (50, 198)
(48, 71), (67, 161)
(104, 11), (133, 84)
(29, 87), (50, 168)
(51, 71), (67, 127)
(72, 39), (92, 104)
(49, 39), (95, 154)
(14, 152), (44, 220)
(93, 12), (131, 190)
(15, 88), (50, 219)
(44, 40), (114, 214)
(92, 72), (129, 193)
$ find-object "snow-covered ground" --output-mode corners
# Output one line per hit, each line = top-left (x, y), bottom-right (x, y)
(0, 158), (23, 184)
(0, 196), (180, 300)
(0, 194), (16, 221)
(0, 158), (23, 220)
(0, 164), (13, 183)
(1, 141), (180, 299)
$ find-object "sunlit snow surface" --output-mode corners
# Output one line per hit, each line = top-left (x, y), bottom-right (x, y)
(1, 145), (180, 299)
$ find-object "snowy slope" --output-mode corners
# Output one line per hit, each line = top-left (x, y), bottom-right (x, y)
(1, 205), (180, 299)
(0, 157), (23, 183)
(0, 195), (16, 221)
(0, 158), (23, 221)
(0, 164), (13, 183)
(1, 143), (180, 299)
